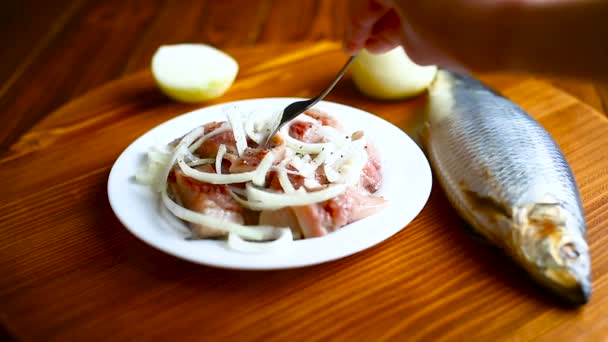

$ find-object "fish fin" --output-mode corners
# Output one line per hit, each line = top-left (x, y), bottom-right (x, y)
(459, 189), (512, 245)
(462, 190), (512, 220)
(401, 110), (428, 150)
(459, 220), (492, 245)
(408, 120), (431, 154)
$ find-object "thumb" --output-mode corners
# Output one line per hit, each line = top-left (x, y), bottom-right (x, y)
(343, 0), (392, 55)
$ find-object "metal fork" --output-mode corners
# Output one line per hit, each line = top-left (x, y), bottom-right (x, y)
(263, 55), (356, 147)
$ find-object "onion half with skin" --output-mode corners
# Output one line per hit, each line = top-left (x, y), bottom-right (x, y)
(151, 44), (239, 103)
(351, 47), (437, 100)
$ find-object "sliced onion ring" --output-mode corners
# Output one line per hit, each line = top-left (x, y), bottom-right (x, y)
(156, 126), (204, 192)
(215, 144), (227, 174)
(246, 182), (347, 208)
(161, 189), (281, 241)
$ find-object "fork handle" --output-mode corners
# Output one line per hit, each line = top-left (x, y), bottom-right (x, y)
(316, 56), (356, 101)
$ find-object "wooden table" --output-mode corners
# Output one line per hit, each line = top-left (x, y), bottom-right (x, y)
(3, 2), (608, 340)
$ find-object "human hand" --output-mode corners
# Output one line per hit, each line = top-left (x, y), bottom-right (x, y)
(343, 0), (608, 80)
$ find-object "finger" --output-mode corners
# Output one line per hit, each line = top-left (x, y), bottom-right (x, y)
(391, 0), (508, 71)
(371, 8), (400, 36)
(343, 0), (391, 55)
(365, 35), (401, 54)
(364, 9), (402, 53)
(399, 20), (467, 72)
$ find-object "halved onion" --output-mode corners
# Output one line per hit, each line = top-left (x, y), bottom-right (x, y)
(151, 44), (238, 103)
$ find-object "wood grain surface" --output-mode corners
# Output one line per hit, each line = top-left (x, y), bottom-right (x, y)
(2, 41), (608, 341)
(1, 0), (608, 156)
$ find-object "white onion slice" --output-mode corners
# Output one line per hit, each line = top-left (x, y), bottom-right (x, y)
(340, 154), (368, 185)
(228, 186), (247, 196)
(280, 148), (295, 165)
(177, 150), (276, 185)
(251, 152), (276, 187)
(271, 166), (302, 177)
(283, 134), (328, 154)
(278, 169), (295, 193)
(187, 158), (215, 167)
(289, 155), (317, 178)
(245, 116), (265, 144)
(228, 228), (293, 254)
(228, 190), (279, 211)
(188, 125), (230, 153)
(303, 178), (322, 190)
(215, 144), (227, 174)
(147, 148), (171, 164)
(280, 121), (328, 154)
(158, 198), (191, 236)
(134, 164), (161, 185)
(316, 125), (344, 142)
(161, 189), (279, 241)
(323, 163), (341, 183)
(156, 126), (204, 192)
(228, 187), (324, 211)
(313, 145), (334, 165)
(292, 113), (321, 125)
(182, 149), (199, 163)
(178, 159), (257, 184)
(134, 170), (152, 185)
(228, 112), (247, 157)
(302, 154), (313, 163)
(246, 182), (346, 207)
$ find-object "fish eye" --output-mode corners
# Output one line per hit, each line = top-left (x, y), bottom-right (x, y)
(560, 242), (580, 261)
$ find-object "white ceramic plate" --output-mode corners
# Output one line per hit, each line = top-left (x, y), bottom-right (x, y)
(108, 98), (432, 270)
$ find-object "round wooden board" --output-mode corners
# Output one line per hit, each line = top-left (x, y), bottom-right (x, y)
(2, 42), (608, 341)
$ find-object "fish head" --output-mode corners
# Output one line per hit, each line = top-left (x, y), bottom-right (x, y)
(513, 203), (591, 304)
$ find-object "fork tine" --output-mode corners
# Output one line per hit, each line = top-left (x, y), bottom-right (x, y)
(263, 55), (356, 147)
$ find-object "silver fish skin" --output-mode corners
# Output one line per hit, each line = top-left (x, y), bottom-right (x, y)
(422, 70), (591, 304)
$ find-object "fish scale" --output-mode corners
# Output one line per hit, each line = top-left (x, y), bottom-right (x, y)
(422, 70), (591, 304)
